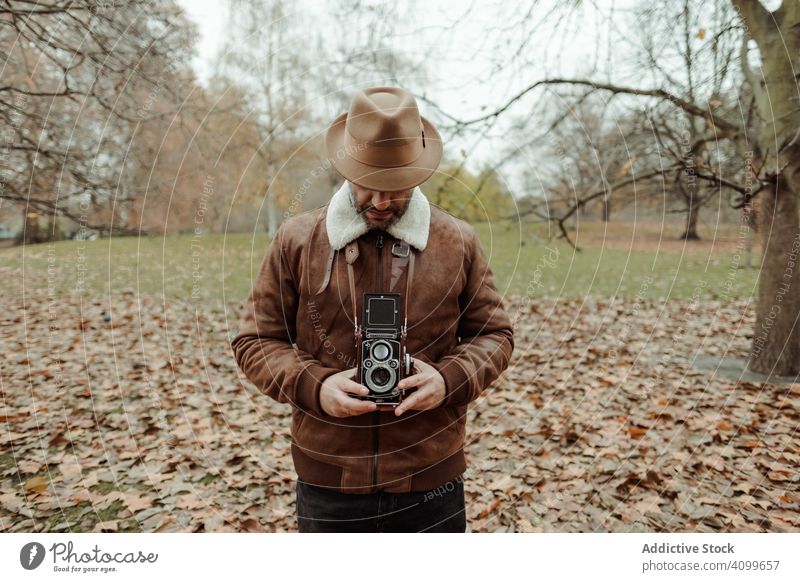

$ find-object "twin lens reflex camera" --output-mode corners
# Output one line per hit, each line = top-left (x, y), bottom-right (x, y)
(354, 293), (414, 408)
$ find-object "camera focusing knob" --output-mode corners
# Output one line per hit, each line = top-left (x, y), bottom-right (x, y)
(404, 353), (413, 376)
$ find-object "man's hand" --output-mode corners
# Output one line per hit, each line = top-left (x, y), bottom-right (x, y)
(394, 359), (446, 416)
(319, 368), (378, 418)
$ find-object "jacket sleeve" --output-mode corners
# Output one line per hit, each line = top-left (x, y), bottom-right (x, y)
(230, 223), (340, 416)
(430, 230), (515, 407)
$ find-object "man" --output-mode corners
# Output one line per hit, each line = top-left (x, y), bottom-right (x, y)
(230, 86), (514, 532)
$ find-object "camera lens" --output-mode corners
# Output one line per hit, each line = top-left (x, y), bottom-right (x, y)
(372, 366), (391, 387)
(371, 341), (390, 361)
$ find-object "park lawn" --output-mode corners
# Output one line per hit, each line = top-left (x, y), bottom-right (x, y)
(472, 220), (760, 303)
(0, 220), (759, 305)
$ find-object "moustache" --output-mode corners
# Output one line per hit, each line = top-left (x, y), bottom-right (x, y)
(357, 204), (398, 216)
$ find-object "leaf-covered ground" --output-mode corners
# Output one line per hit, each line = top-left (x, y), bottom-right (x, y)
(1, 289), (798, 532)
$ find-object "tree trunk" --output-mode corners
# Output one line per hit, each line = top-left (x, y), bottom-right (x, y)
(266, 190), (281, 239)
(680, 201), (700, 240)
(47, 212), (62, 242)
(18, 209), (41, 245)
(744, 202), (756, 270)
(675, 168), (701, 240)
(733, 0), (800, 375)
(749, 173), (800, 375)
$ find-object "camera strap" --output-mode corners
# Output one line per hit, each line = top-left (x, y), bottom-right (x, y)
(315, 246), (338, 295)
(345, 240), (360, 325)
(342, 238), (415, 326)
(393, 244), (415, 324)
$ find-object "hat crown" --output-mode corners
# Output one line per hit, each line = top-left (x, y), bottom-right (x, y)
(346, 87), (423, 146)
(324, 85), (443, 191)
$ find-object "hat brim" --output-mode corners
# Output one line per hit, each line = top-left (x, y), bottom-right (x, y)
(324, 111), (443, 191)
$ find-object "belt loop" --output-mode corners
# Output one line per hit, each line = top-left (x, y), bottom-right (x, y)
(345, 240), (360, 264)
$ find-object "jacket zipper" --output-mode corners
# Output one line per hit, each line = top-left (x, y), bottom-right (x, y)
(372, 232), (384, 492)
(376, 232), (384, 290)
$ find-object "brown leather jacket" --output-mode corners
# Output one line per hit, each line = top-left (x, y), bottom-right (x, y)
(230, 183), (514, 493)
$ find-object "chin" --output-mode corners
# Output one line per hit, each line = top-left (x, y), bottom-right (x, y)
(366, 215), (397, 229)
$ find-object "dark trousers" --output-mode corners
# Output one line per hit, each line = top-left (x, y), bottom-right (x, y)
(295, 477), (467, 532)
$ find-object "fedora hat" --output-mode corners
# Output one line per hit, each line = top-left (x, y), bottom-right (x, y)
(325, 86), (443, 191)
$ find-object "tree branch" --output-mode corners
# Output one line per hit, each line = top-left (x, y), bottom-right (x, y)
(450, 78), (742, 137)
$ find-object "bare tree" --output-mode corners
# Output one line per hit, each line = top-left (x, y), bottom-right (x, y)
(419, 0), (797, 374)
(632, 0), (743, 240)
(213, 0), (318, 238)
(730, 0), (800, 375)
(0, 0), (198, 241)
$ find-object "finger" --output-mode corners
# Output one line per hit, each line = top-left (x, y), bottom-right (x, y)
(400, 383), (429, 401)
(340, 380), (370, 396)
(407, 383), (441, 409)
(400, 380), (433, 398)
(412, 359), (430, 371)
(398, 372), (425, 390)
(395, 392), (423, 416)
(346, 398), (377, 415)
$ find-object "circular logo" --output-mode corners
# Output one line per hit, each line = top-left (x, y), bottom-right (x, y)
(20, 542), (46, 570)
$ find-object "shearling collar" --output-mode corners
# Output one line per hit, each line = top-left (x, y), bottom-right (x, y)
(325, 181), (431, 251)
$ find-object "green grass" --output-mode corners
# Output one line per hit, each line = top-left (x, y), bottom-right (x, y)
(474, 221), (759, 302)
(94, 500), (125, 523)
(0, 220), (760, 305)
(90, 482), (118, 495)
(0, 453), (15, 473)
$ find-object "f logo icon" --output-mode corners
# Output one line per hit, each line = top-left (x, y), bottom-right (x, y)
(20, 542), (45, 570)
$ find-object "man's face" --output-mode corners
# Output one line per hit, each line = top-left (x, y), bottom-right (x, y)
(349, 182), (413, 230)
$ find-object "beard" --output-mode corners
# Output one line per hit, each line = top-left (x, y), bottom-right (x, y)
(351, 191), (412, 230)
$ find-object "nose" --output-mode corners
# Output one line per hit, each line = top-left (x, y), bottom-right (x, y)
(371, 192), (391, 211)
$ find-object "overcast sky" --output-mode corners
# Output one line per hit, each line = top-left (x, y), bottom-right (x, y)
(176, 0), (616, 112)
(175, 0), (612, 191)
(173, 0), (772, 194)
